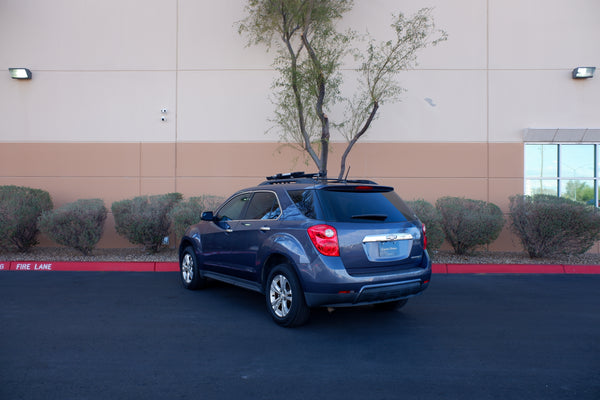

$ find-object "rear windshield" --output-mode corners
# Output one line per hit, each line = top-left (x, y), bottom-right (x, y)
(288, 188), (415, 223)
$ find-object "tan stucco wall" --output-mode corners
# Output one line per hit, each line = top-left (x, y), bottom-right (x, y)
(0, 141), (523, 249)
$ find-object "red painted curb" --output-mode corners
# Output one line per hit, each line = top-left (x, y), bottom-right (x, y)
(1, 261), (600, 274)
(431, 263), (448, 274)
(0, 261), (181, 272)
(6, 261), (155, 272)
(445, 263), (566, 274)
(155, 262), (179, 272)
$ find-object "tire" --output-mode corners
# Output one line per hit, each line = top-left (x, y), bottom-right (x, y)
(266, 264), (310, 327)
(374, 298), (408, 311)
(180, 246), (207, 290)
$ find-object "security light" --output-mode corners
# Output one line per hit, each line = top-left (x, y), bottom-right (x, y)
(9, 68), (32, 80)
(572, 67), (595, 79)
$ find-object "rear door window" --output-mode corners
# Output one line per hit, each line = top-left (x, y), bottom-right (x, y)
(245, 192), (281, 220)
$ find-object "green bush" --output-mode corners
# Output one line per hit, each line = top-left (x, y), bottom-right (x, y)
(509, 194), (600, 258)
(0, 203), (11, 248)
(436, 196), (504, 255)
(112, 193), (182, 253)
(406, 199), (444, 251)
(169, 195), (225, 241)
(38, 199), (107, 256)
(0, 185), (53, 252)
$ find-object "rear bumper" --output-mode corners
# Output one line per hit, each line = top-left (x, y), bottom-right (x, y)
(304, 278), (429, 308)
(302, 253), (432, 308)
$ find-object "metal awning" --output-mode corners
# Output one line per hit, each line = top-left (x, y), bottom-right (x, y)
(524, 128), (600, 142)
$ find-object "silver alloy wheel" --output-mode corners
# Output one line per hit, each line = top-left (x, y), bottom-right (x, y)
(181, 253), (194, 284)
(269, 274), (293, 318)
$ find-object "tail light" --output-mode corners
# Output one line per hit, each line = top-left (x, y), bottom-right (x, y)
(307, 225), (339, 257)
(422, 223), (428, 250)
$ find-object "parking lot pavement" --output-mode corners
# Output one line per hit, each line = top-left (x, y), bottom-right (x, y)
(1, 272), (599, 400)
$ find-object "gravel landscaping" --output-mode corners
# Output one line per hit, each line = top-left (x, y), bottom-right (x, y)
(429, 250), (600, 265)
(0, 247), (179, 263)
(2, 246), (600, 265)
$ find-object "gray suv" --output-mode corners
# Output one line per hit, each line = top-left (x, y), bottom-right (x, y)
(179, 172), (431, 327)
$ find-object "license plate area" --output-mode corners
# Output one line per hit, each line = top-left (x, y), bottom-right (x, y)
(379, 240), (401, 258)
(362, 233), (413, 262)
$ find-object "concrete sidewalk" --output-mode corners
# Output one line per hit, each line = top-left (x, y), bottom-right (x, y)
(1, 260), (600, 273)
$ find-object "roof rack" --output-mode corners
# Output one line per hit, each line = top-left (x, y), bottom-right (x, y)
(260, 171), (320, 185)
(265, 171), (319, 181)
(260, 171), (378, 186)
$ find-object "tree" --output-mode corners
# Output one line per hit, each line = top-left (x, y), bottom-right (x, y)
(238, 0), (446, 179)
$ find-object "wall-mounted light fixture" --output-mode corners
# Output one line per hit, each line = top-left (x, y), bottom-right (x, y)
(572, 67), (595, 79)
(9, 68), (32, 80)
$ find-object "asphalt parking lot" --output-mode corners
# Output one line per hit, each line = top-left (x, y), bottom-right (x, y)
(1, 272), (599, 400)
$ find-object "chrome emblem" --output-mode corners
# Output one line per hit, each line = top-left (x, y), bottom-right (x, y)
(386, 234), (398, 241)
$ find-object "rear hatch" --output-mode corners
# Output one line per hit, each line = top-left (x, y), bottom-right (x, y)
(315, 185), (425, 275)
(334, 221), (424, 275)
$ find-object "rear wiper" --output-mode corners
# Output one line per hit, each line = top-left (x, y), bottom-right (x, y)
(351, 214), (388, 221)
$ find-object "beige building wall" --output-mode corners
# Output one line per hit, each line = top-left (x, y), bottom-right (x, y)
(1, 0), (599, 250)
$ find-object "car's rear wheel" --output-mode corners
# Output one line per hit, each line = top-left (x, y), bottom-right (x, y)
(266, 264), (310, 327)
(180, 246), (207, 290)
(374, 298), (408, 311)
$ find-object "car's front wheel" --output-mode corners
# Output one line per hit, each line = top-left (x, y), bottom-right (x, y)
(180, 246), (207, 290)
(266, 264), (310, 327)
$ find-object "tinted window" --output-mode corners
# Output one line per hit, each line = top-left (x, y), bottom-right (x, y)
(288, 187), (414, 222)
(288, 189), (318, 219)
(317, 189), (412, 223)
(216, 193), (251, 221)
(245, 192), (281, 220)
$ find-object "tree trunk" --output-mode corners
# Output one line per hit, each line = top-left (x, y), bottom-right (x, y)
(320, 114), (329, 178)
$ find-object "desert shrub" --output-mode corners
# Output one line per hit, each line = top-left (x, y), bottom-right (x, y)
(406, 199), (444, 251)
(38, 199), (107, 256)
(0, 185), (53, 252)
(436, 196), (504, 255)
(509, 194), (600, 258)
(169, 195), (225, 241)
(112, 193), (182, 253)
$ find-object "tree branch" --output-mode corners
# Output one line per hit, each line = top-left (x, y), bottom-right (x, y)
(338, 101), (379, 180)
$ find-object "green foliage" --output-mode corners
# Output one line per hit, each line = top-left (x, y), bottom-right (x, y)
(509, 194), (600, 258)
(112, 193), (183, 253)
(0, 185), (53, 252)
(239, 1), (446, 178)
(38, 199), (107, 256)
(169, 195), (225, 241)
(436, 197), (504, 255)
(406, 199), (444, 251)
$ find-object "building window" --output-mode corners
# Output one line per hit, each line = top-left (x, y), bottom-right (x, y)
(525, 144), (598, 206)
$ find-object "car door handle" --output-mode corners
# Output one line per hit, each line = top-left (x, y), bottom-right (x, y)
(225, 228), (233, 233)
(260, 226), (271, 232)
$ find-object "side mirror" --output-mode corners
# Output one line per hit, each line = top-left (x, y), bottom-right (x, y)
(201, 211), (214, 221)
